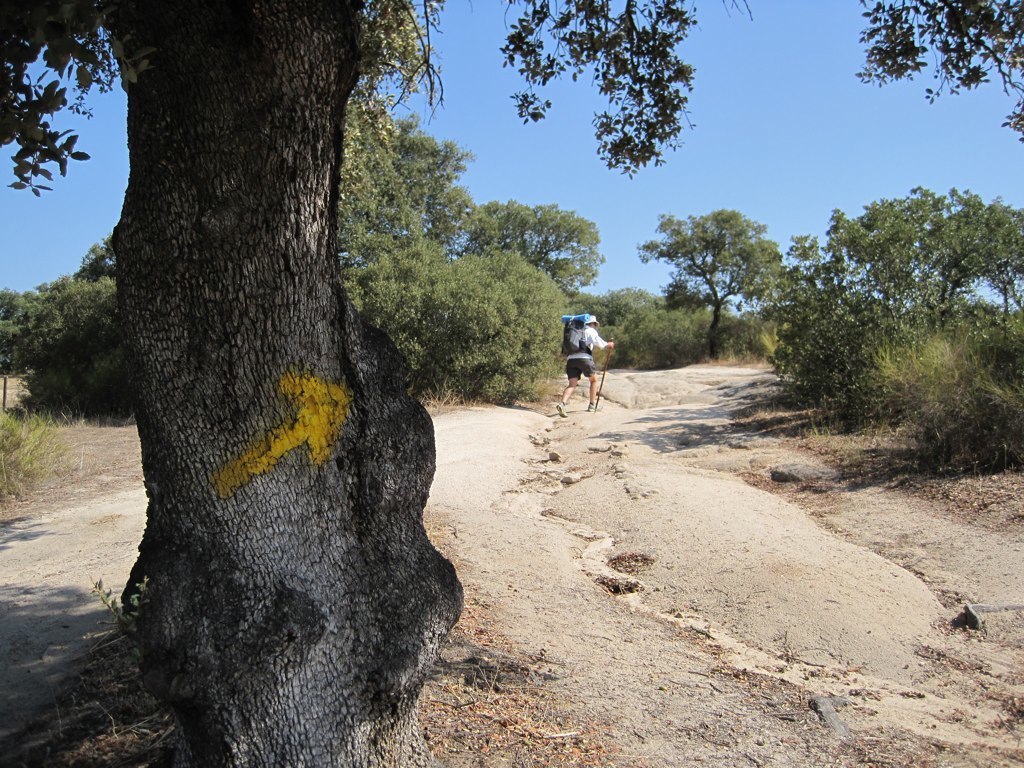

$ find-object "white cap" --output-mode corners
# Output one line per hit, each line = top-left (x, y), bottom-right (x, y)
(586, 315), (599, 325)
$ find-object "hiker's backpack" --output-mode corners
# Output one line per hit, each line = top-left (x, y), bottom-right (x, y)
(561, 314), (591, 356)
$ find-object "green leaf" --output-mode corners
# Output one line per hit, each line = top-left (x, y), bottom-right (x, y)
(76, 67), (93, 90)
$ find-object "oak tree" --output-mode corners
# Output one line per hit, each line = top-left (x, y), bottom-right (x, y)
(639, 210), (781, 358)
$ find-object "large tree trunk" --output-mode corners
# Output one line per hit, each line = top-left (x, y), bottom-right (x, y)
(111, 2), (461, 765)
(708, 302), (722, 359)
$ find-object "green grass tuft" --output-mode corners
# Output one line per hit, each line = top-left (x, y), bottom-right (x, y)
(876, 334), (1024, 471)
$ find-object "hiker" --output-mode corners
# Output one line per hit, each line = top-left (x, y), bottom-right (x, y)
(557, 315), (614, 417)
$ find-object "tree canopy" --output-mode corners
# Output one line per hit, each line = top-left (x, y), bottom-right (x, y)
(0, 2), (118, 192)
(7, 1), (1024, 194)
(859, 1), (1024, 138)
(0, 288), (31, 373)
(985, 202), (1024, 313)
(458, 200), (604, 294)
(338, 115), (605, 293)
(799, 187), (1018, 329)
(73, 236), (116, 282)
(338, 115), (474, 269)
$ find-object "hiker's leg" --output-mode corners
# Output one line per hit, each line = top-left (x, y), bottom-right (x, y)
(562, 359), (584, 404)
(588, 374), (599, 404)
(562, 377), (580, 403)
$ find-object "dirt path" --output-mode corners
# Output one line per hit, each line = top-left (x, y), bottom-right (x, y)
(427, 365), (1024, 766)
(0, 490), (146, 741)
(0, 423), (144, 743)
(2, 365), (1023, 764)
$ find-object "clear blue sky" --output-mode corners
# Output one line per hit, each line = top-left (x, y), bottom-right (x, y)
(2, 2), (1022, 295)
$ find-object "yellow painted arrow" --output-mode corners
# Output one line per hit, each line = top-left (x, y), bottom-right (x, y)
(212, 371), (353, 498)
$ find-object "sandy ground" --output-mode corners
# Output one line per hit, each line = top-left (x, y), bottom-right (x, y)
(427, 365), (1024, 765)
(2, 365), (1023, 764)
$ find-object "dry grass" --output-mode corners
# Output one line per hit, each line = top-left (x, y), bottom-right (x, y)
(0, 418), (142, 524)
(1, 631), (173, 768)
(734, 396), (1024, 532)
(607, 551), (655, 575)
(0, 411), (67, 501)
(422, 390), (479, 414)
(422, 593), (631, 767)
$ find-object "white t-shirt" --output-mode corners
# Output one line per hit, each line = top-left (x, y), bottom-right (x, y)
(567, 326), (608, 360)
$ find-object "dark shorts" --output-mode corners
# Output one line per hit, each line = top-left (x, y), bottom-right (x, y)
(566, 357), (596, 380)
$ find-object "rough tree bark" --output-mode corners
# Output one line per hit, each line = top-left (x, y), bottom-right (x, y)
(111, 2), (462, 765)
(708, 300), (722, 360)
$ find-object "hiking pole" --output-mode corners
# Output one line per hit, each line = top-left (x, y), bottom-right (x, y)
(594, 343), (613, 411)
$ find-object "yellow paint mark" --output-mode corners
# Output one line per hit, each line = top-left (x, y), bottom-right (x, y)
(212, 371), (353, 498)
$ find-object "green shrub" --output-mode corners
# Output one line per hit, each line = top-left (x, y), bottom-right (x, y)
(0, 412), (65, 499)
(978, 313), (1024, 385)
(610, 308), (708, 369)
(716, 314), (776, 362)
(16, 277), (131, 416)
(572, 289), (772, 370)
(769, 255), (897, 426)
(348, 246), (565, 402)
(570, 288), (665, 328)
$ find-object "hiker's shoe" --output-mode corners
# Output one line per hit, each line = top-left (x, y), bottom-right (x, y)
(587, 402), (598, 412)
(556, 402), (568, 418)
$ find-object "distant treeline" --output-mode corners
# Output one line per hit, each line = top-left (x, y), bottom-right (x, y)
(2, 119), (1021, 471)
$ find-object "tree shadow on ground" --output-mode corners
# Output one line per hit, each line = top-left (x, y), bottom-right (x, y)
(0, 517), (56, 552)
(0, 583), (113, 742)
(0, 627), (171, 768)
(593, 402), (740, 454)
